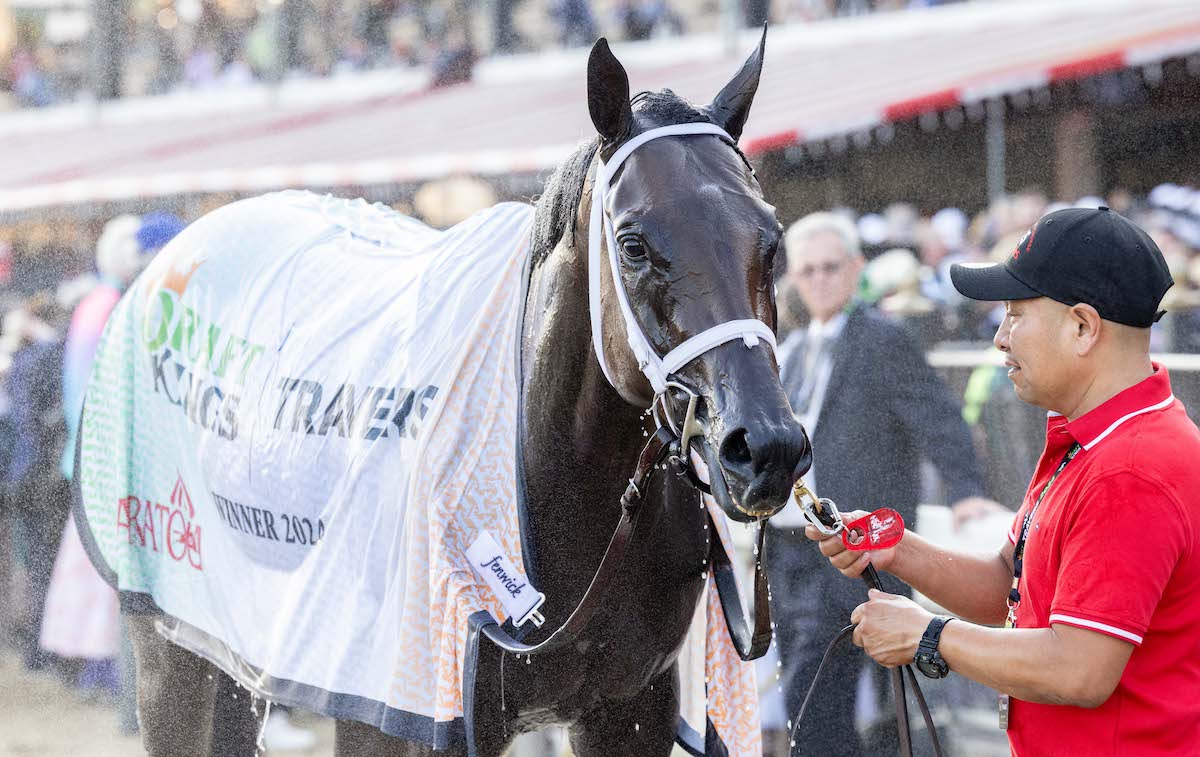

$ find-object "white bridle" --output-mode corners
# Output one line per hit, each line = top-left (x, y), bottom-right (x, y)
(587, 123), (777, 437)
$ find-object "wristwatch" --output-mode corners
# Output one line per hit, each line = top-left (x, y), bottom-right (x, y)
(914, 616), (954, 679)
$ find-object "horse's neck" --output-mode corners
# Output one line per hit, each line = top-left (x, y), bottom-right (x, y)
(519, 235), (647, 606)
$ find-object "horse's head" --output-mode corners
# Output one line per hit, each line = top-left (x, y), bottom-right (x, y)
(583, 33), (811, 523)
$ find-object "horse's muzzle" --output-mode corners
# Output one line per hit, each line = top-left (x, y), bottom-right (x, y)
(708, 421), (812, 521)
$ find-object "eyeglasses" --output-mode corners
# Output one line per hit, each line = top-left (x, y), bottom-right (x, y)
(794, 260), (846, 279)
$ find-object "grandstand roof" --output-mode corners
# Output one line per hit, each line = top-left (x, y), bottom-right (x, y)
(2, 0), (1199, 213)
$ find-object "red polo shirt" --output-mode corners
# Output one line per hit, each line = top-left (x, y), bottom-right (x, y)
(1003, 365), (1200, 756)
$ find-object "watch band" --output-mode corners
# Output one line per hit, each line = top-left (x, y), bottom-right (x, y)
(919, 615), (953, 653)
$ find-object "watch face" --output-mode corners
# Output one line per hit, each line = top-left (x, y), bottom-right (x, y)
(916, 653), (947, 678)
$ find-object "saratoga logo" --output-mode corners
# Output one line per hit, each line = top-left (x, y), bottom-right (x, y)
(138, 249), (265, 441)
(116, 472), (204, 571)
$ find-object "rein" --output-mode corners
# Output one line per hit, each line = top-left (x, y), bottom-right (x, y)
(786, 564), (942, 757)
(470, 425), (773, 662)
(790, 485), (944, 757)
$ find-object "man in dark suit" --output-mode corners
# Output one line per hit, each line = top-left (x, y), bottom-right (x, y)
(765, 212), (996, 756)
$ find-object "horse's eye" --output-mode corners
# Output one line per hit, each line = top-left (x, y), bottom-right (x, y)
(620, 236), (647, 260)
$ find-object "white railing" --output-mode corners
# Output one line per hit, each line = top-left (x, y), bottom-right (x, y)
(928, 348), (1200, 371)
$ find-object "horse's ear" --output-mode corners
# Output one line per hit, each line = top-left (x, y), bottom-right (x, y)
(587, 38), (633, 145)
(704, 25), (767, 142)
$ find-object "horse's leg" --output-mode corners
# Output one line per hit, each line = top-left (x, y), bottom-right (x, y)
(127, 615), (219, 757)
(334, 719), (469, 757)
(208, 670), (264, 757)
(569, 667), (680, 757)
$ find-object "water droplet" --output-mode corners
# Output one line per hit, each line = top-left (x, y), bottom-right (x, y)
(787, 720), (793, 729)
(525, 657), (531, 665)
(635, 723), (640, 732)
(232, 693), (238, 699)
(701, 571), (708, 579)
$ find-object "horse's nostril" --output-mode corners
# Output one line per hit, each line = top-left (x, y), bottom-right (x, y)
(719, 428), (753, 473)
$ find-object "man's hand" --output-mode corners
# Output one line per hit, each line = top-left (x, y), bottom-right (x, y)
(850, 589), (935, 668)
(804, 510), (901, 578)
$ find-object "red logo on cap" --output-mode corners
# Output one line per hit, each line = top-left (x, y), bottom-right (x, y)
(1013, 223), (1037, 261)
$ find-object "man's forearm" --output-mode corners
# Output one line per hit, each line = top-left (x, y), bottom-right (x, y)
(887, 531), (1011, 625)
(938, 622), (1111, 707)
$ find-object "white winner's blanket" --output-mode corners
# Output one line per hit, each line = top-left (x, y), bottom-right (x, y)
(77, 190), (759, 754)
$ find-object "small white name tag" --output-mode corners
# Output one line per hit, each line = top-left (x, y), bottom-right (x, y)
(467, 532), (546, 627)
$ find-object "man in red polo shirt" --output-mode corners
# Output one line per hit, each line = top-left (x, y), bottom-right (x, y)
(807, 206), (1200, 755)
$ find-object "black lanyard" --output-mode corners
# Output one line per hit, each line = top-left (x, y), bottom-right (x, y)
(1007, 442), (1081, 623)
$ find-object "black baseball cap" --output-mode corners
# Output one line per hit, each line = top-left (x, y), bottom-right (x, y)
(950, 206), (1174, 328)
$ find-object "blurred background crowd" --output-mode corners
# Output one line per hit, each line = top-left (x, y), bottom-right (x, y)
(0, 0), (962, 108)
(781, 186), (1200, 353)
(2, 0), (1200, 754)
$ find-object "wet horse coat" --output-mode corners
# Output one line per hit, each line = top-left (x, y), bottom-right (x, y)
(75, 190), (759, 753)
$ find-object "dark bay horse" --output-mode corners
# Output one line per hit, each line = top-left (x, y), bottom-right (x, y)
(126, 33), (810, 757)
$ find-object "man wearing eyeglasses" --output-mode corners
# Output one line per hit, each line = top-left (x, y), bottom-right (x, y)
(764, 212), (998, 756)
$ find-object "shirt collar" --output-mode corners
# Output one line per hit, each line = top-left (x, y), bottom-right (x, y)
(806, 311), (848, 342)
(1062, 363), (1175, 451)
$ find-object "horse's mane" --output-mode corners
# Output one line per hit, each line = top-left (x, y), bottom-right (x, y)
(529, 90), (715, 269)
(530, 140), (599, 270)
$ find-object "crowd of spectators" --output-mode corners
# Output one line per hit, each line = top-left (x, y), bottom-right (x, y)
(0, 0), (965, 110)
(776, 185), (1200, 356)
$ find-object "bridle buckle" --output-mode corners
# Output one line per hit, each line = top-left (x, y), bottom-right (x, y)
(655, 380), (705, 466)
